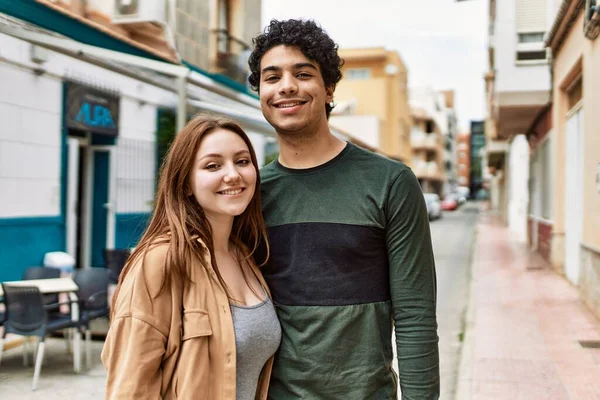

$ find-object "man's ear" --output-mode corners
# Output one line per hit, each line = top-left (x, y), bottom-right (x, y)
(326, 86), (335, 103)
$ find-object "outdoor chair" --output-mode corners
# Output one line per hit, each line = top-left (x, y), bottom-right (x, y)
(72, 268), (110, 369)
(0, 284), (81, 390)
(22, 267), (61, 306)
(104, 249), (131, 284)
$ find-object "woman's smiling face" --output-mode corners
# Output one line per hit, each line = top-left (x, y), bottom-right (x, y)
(189, 128), (257, 221)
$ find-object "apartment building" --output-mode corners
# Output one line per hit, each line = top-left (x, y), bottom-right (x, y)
(410, 87), (458, 196)
(331, 48), (412, 163)
(410, 106), (445, 195)
(485, 0), (556, 241)
(456, 132), (471, 189)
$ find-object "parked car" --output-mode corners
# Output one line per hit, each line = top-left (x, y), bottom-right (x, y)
(423, 193), (442, 220)
(441, 194), (459, 211)
(456, 186), (470, 202)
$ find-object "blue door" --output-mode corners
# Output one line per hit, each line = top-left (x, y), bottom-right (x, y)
(90, 150), (109, 268)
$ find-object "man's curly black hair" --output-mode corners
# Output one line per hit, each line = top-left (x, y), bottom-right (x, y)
(248, 19), (344, 119)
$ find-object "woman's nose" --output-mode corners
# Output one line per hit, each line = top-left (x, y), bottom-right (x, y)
(223, 164), (241, 182)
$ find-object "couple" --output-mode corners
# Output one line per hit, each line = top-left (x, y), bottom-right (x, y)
(101, 19), (440, 400)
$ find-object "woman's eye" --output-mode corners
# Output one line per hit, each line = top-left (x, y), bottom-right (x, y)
(236, 159), (251, 166)
(205, 163), (219, 170)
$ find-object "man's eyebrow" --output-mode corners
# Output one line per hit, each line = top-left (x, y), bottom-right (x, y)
(261, 62), (318, 74)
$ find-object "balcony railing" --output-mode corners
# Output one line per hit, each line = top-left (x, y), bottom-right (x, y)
(411, 131), (439, 152)
(213, 29), (251, 86)
(413, 160), (441, 181)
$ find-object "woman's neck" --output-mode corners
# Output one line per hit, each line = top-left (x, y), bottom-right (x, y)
(207, 215), (234, 254)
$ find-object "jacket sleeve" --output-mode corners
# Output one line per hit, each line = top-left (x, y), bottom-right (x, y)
(385, 168), (440, 399)
(101, 315), (167, 399)
(101, 244), (174, 399)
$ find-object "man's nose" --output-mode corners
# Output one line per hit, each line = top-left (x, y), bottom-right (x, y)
(278, 74), (298, 95)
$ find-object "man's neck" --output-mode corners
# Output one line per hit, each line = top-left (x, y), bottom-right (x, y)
(277, 127), (347, 169)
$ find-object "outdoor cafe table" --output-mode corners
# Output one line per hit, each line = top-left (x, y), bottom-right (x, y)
(0, 277), (82, 372)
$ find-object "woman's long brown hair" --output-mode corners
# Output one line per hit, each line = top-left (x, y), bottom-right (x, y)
(111, 114), (270, 313)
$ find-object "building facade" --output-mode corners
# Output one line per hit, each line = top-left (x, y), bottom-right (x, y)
(485, 0), (556, 233)
(469, 121), (486, 198)
(332, 48), (412, 163)
(410, 106), (445, 195)
(456, 132), (471, 189)
(0, 0), (274, 281)
(546, 0), (600, 318)
(410, 87), (458, 196)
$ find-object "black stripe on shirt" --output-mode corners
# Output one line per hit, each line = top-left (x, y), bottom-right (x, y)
(263, 222), (391, 306)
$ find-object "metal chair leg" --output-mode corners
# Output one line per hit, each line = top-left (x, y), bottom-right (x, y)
(32, 337), (38, 362)
(32, 341), (45, 391)
(86, 330), (92, 370)
(64, 329), (71, 352)
(23, 338), (29, 367)
(73, 329), (81, 373)
(0, 336), (4, 366)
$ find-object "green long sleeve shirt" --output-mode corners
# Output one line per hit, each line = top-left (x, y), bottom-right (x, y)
(260, 142), (439, 399)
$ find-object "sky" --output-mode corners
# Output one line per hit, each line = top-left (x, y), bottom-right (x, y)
(261, 0), (489, 133)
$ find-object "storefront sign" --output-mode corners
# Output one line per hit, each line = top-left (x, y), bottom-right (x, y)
(66, 82), (119, 136)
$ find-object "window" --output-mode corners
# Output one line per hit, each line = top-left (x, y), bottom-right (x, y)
(518, 32), (545, 43)
(345, 68), (371, 80)
(516, 50), (547, 61)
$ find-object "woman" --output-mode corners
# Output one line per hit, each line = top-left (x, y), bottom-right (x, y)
(101, 115), (281, 400)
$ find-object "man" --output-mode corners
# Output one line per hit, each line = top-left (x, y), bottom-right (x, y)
(248, 19), (440, 399)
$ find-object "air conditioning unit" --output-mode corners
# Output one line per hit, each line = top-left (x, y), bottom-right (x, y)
(112, 0), (167, 25)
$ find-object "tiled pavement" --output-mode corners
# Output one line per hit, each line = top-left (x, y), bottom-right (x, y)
(456, 213), (600, 400)
(0, 336), (106, 399)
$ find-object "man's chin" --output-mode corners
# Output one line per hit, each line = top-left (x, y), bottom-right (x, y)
(272, 121), (309, 135)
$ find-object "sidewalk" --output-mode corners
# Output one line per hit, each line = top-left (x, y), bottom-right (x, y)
(456, 213), (600, 400)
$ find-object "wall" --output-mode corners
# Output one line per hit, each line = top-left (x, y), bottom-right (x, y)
(0, 61), (64, 281)
(551, 13), (585, 270)
(494, 0), (551, 94)
(335, 78), (387, 122)
(507, 134), (529, 242)
(330, 115), (380, 149)
(582, 25), (600, 250)
(0, 32), (176, 279)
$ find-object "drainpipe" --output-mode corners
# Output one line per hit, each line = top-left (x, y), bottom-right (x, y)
(176, 72), (188, 133)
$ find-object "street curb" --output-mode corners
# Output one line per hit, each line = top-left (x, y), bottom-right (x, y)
(453, 218), (480, 400)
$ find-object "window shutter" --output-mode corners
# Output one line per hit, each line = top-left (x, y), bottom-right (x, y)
(515, 0), (547, 33)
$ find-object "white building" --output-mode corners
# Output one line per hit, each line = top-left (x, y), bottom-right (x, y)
(0, 11), (274, 281)
(485, 0), (560, 241)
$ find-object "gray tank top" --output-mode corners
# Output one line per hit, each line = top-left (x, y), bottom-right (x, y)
(230, 288), (281, 400)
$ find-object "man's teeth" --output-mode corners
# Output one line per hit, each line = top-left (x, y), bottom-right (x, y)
(278, 102), (301, 108)
(220, 189), (242, 195)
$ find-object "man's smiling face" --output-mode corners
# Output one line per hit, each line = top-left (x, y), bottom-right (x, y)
(258, 45), (333, 136)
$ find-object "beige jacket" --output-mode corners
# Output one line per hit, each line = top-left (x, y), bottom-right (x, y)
(101, 240), (274, 399)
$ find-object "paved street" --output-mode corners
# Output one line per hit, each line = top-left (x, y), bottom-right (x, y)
(431, 202), (479, 398)
(391, 201), (479, 398)
(391, 202), (479, 399)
